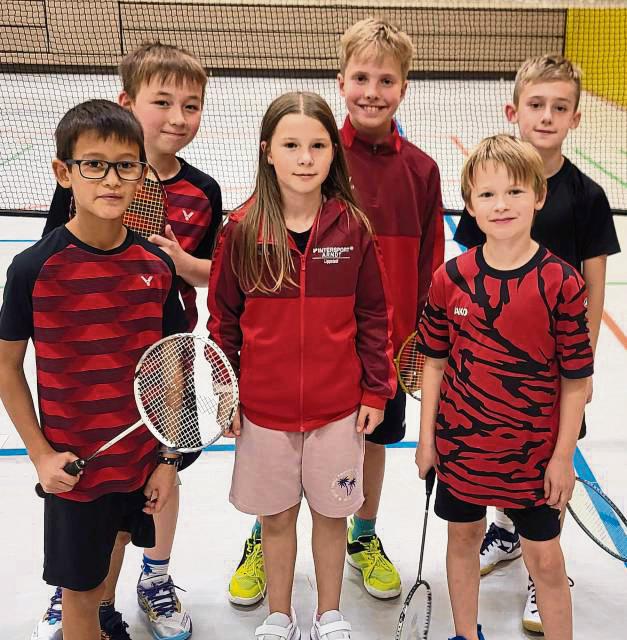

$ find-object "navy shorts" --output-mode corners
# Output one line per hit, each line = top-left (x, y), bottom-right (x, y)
(43, 488), (155, 591)
(366, 385), (407, 445)
(434, 482), (561, 542)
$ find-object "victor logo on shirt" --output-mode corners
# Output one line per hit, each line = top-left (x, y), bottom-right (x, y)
(140, 276), (154, 287)
(312, 246), (354, 265)
(182, 209), (196, 221)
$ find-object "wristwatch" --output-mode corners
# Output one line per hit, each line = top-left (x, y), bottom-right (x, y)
(157, 453), (182, 469)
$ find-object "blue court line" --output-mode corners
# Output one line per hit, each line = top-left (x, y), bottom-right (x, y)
(573, 447), (627, 568)
(0, 239), (38, 243)
(444, 214), (465, 254)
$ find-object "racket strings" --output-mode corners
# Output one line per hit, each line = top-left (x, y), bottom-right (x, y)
(568, 482), (627, 560)
(136, 335), (237, 450)
(123, 175), (166, 238)
(397, 334), (426, 396)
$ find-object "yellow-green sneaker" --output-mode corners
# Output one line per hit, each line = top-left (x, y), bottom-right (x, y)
(227, 535), (266, 605)
(346, 525), (401, 599)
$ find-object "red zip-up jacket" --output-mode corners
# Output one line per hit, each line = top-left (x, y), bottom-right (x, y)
(340, 117), (445, 351)
(207, 198), (397, 432)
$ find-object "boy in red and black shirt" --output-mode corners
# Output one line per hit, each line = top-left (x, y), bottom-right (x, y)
(39, 42), (221, 639)
(416, 135), (592, 640)
(0, 100), (186, 640)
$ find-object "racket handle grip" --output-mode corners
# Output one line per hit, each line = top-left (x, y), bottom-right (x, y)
(34, 459), (86, 498)
(425, 468), (436, 496)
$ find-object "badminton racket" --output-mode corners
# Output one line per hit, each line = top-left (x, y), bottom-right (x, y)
(395, 331), (425, 400)
(395, 467), (436, 640)
(567, 477), (627, 562)
(36, 333), (238, 497)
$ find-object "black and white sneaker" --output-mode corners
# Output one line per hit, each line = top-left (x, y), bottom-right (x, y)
(479, 522), (522, 575)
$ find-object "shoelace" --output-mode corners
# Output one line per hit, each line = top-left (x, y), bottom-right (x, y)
(140, 577), (185, 618)
(528, 577), (574, 609)
(365, 537), (394, 574)
(479, 524), (499, 555)
(100, 610), (131, 640)
(241, 539), (264, 577)
(43, 587), (62, 623)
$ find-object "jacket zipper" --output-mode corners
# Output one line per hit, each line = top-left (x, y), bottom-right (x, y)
(299, 253), (306, 431)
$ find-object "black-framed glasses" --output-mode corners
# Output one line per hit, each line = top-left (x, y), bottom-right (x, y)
(65, 159), (147, 181)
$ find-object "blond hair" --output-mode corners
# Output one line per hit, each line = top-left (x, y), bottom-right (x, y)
(234, 92), (371, 294)
(513, 54), (582, 109)
(461, 135), (547, 205)
(339, 17), (414, 80)
(119, 41), (207, 101)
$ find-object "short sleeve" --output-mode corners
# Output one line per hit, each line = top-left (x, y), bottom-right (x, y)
(0, 256), (35, 340)
(578, 183), (621, 261)
(453, 208), (485, 249)
(555, 271), (594, 378)
(415, 266), (450, 358)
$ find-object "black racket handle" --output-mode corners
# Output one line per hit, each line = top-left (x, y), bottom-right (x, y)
(425, 468), (436, 496)
(35, 459), (86, 498)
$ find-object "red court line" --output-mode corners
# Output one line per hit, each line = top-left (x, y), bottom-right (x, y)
(602, 310), (627, 350)
(450, 135), (470, 156)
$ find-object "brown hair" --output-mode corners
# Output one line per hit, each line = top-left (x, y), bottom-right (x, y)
(118, 41), (207, 101)
(513, 54), (582, 109)
(235, 91), (370, 294)
(339, 17), (414, 80)
(461, 134), (547, 205)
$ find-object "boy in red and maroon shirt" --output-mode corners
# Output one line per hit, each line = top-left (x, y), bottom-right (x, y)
(39, 42), (220, 639)
(0, 100), (186, 640)
(338, 17), (444, 598)
(415, 135), (592, 640)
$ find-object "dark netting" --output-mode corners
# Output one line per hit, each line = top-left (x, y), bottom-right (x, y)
(1, 1), (625, 215)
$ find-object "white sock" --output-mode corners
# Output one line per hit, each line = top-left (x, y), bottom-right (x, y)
(494, 509), (516, 533)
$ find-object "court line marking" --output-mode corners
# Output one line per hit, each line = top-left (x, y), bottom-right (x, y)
(574, 148), (627, 190)
(602, 310), (627, 349)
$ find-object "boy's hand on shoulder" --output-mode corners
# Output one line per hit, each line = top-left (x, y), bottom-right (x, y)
(544, 455), (575, 511)
(356, 405), (384, 434)
(143, 461), (177, 514)
(33, 450), (81, 494)
(149, 224), (190, 271)
(415, 441), (436, 480)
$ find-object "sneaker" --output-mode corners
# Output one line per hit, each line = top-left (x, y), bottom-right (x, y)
(448, 624), (486, 640)
(310, 610), (352, 640)
(522, 576), (574, 634)
(255, 609), (300, 639)
(346, 523), (401, 599)
(479, 523), (522, 576)
(522, 577), (542, 634)
(228, 535), (267, 605)
(137, 574), (192, 640)
(100, 606), (132, 640)
(31, 587), (62, 640)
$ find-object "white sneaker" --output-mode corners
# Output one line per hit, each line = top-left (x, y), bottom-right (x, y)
(255, 608), (301, 640)
(137, 573), (192, 639)
(310, 610), (351, 640)
(479, 522), (522, 576)
(31, 587), (62, 640)
(522, 577), (543, 633)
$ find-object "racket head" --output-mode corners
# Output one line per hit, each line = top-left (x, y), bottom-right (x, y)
(396, 579), (432, 640)
(134, 333), (239, 452)
(68, 166), (167, 239)
(395, 331), (425, 400)
(567, 477), (627, 562)
(123, 166), (167, 238)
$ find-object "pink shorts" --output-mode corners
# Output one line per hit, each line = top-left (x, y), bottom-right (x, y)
(230, 411), (364, 518)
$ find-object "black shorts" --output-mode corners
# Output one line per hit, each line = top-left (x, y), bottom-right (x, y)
(366, 385), (407, 445)
(43, 488), (155, 592)
(434, 482), (561, 542)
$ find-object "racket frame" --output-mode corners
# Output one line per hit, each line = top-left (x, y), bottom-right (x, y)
(567, 476), (627, 562)
(394, 330), (425, 401)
